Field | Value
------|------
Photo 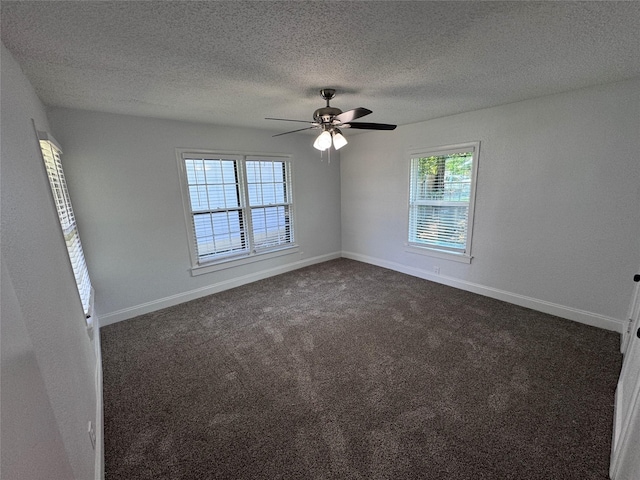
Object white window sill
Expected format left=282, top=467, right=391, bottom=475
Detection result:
left=191, top=245, right=300, bottom=276
left=404, top=243, right=473, bottom=264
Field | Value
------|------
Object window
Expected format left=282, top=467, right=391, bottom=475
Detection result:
left=177, top=150, right=296, bottom=273
left=407, top=142, right=479, bottom=263
left=38, top=131, right=94, bottom=321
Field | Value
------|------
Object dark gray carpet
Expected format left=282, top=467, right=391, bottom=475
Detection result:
left=101, top=258, right=621, bottom=479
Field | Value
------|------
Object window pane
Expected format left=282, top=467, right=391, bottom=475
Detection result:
left=248, top=183, right=262, bottom=205
left=408, top=147, right=476, bottom=254
left=193, top=211, right=246, bottom=258
left=251, top=205, right=291, bottom=250
left=185, top=160, right=239, bottom=212
left=185, top=157, right=247, bottom=261
left=187, top=159, right=206, bottom=184
left=246, top=160, right=292, bottom=248
left=189, top=185, right=208, bottom=211
left=412, top=152, right=472, bottom=201
left=246, top=161, right=258, bottom=183
left=39, top=137, right=93, bottom=316
left=260, top=162, right=275, bottom=182
left=409, top=205, right=469, bottom=250
left=246, top=160, right=287, bottom=207
left=221, top=161, right=237, bottom=183
left=274, top=183, right=285, bottom=203
left=185, top=159, right=197, bottom=184
left=443, top=153, right=472, bottom=202
left=194, top=214, right=214, bottom=237
left=206, top=185, right=224, bottom=209
left=263, top=183, right=276, bottom=204
left=204, top=160, right=223, bottom=183
left=223, top=184, right=239, bottom=208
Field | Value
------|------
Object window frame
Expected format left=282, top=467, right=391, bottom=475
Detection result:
left=176, top=149, right=298, bottom=275
left=405, top=141, right=480, bottom=264
left=37, top=129, right=95, bottom=325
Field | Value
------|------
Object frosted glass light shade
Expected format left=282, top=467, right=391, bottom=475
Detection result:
left=313, top=130, right=332, bottom=151
left=332, top=131, right=348, bottom=150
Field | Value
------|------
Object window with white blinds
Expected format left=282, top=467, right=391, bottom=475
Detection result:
left=179, top=151, right=295, bottom=270
left=408, top=142, right=479, bottom=260
left=246, top=158, right=293, bottom=250
left=38, top=132, right=93, bottom=319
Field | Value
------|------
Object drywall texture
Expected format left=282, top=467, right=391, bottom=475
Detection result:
left=46, top=108, right=342, bottom=321
left=2, top=1, right=639, bottom=129
left=0, top=257, right=76, bottom=479
left=341, top=79, right=640, bottom=328
left=0, top=44, right=97, bottom=479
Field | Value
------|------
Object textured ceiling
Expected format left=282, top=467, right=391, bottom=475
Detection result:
left=2, top=1, right=639, bottom=132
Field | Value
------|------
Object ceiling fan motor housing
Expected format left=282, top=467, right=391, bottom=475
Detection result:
left=315, top=88, right=341, bottom=124
left=313, top=106, right=342, bottom=124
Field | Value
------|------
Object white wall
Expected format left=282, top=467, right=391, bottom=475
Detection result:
left=341, top=79, right=640, bottom=331
left=1, top=44, right=97, bottom=480
left=45, top=108, right=342, bottom=324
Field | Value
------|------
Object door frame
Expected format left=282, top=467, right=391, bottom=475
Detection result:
left=610, top=271, right=640, bottom=479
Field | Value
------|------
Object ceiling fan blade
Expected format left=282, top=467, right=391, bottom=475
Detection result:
left=343, top=122, right=397, bottom=130
left=265, top=117, right=315, bottom=124
left=272, top=126, right=317, bottom=137
left=334, top=107, right=372, bottom=124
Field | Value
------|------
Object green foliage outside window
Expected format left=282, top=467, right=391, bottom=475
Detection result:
left=416, top=153, right=472, bottom=180
left=414, top=152, right=473, bottom=202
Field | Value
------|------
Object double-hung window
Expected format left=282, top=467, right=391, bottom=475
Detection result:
left=177, top=150, right=296, bottom=274
left=407, top=142, right=479, bottom=263
left=38, top=131, right=94, bottom=323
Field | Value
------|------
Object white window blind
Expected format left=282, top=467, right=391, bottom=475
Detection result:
left=408, top=143, right=479, bottom=257
left=38, top=132, right=93, bottom=318
left=184, top=156, right=248, bottom=260
left=246, top=157, right=293, bottom=251
left=180, top=152, right=294, bottom=267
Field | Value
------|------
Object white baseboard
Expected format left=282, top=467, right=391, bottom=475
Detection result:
left=98, top=252, right=342, bottom=327
left=99, top=250, right=624, bottom=333
left=342, top=251, right=625, bottom=333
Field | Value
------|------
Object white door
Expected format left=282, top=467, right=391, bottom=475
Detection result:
left=621, top=273, right=640, bottom=354
left=610, top=271, right=640, bottom=480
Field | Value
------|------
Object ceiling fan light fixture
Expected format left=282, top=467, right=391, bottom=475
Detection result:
left=313, top=130, right=332, bottom=151
left=332, top=129, right=348, bottom=150
left=268, top=89, right=396, bottom=153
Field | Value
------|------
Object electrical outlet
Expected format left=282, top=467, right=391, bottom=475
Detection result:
left=88, top=421, right=96, bottom=450
left=434, top=266, right=440, bottom=275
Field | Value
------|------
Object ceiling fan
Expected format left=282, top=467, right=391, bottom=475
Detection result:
left=266, top=89, right=397, bottom=151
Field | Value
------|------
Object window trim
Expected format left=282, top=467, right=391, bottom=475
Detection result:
left=36, top=127, right=95, bottom=326
left=176, top=149, right=298, bottom=276
left=405, top=141, right=480, bottom=264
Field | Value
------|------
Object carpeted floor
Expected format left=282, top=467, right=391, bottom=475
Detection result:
left=101, top=258, right=622, bottom=479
